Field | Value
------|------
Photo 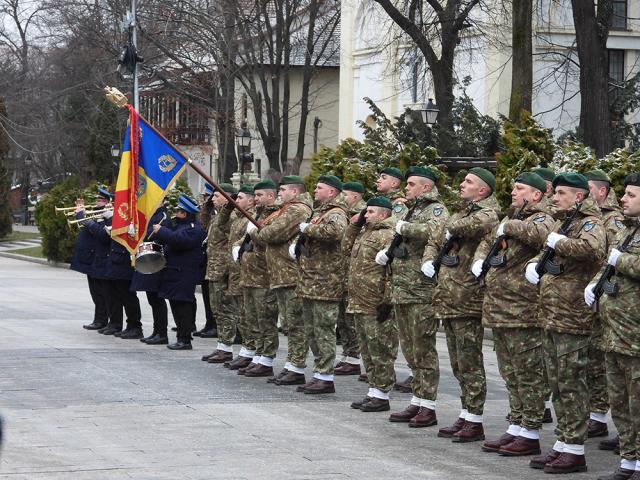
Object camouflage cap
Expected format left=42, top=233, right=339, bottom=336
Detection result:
left=279, top=175, right=304, bottom=186
left=317, top=174, right=343, bottom=191
left=532, top=167, right=556, bottom=182
left=514, top=172, right=547, bottom=193
left=380, top=167, right=403, bottom=181
left=253, top=179, right=278, bottom=191
left=218, top=183, right=238, bottom=194
left=342, top=181, right=365, bottom=193
left=366, top=196, right=393, bottom=209
left=469, top=167, right=495, bottom=191
left=405, top=165, right=438, bottom=183
left=552, top=172, right=589, bottom=191
left=624, top=172, right=640, bottom=187
left=238, top=184, right=255, bottom=195
left=585, top=169, right=611, bottom=183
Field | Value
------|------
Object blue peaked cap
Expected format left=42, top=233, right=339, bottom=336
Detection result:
left=177, top=195, right=200, bottom=214
left=97, top=187, right=114, bottom=201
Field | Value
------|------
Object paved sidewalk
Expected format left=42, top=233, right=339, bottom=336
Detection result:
left=0, top=256, right=618, bottom=479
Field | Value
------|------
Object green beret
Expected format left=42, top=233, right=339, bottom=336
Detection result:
left=317, top=174, right=343, bottom=191
left=218, top=183, right=238, bottom=194
left=405, top=166, right=438, bottom=183
left=342, top=181, right=364, bottom=194
left=238, top=184, right=255, bottom=195
left=514, top=172, right=547, bottom=193
left=280, top=175, right=304, bottom=186
left=253, top=179, right=278, bottom=190
left=532, top=167, right=556, bottom=182
left=380, top=167, right=404, bottom=181
left=585, top=169, right=611, bottom=183
left=624, top=172, right=640, bottom=187
left=552, top=172, right=589, bottom=192
left=366, top=196, right=392, bottom=209
left=469, top=167, right=495, bottom=191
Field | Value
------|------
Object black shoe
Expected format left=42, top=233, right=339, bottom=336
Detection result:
left=167, top=341, right=192, bottom=350
left=598, top=436, right=620, bottom=451
left=360, top=398, right=390, bottom=412
left=101, top=326, right=122, bottom=335
left=141, top=333, right=158, bottom=343
left=113, top=330, right=123, bottom=337
left=83, top=322, right=106, bottom=330
left=199, top=329, right=218, bottom=338
left=120, top=328, right=143, bottom=339
left=146, top=335, right=169, bottom=345
left=97, top=325, right=110, bottom=334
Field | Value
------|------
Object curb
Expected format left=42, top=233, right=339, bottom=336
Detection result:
left=0, top=251, right=70, bottom=269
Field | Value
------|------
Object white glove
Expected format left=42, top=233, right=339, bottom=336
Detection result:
left=375, top=249, right=389, bottom=266
left=546, top=232, right=566, bottom=249
left=608, top=248, right=622, bottom=267
left=299, top=222, right=310, bottom=233
left=445, top=230, right=452, bottom=241
left=525, top=262, right=540, bottom=285
left=102, top=208, right=113, bottom=219
left=584, top=283, right=596, bottom=307
left=288, top=242, right=297, bottom=260
left=496, top=221, right=506, bottom=238
left=232, top=245, right=241, bottom=262
left=471, top=259, right=484, bottom=278
left=421, top=260, right=435, bottom=278
left=395, top=220, right=408, bottom=235
left=246, top=222, right=258, bottom=234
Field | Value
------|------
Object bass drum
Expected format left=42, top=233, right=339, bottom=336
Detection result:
left=135, top=242, right=166, bottom=274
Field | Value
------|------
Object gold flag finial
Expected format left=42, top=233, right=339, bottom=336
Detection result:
left=104, top=86, right=129, bottom=108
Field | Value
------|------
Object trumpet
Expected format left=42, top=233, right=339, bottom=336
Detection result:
left=55, top=204, right=98, bottom=214
left=67, top=209, right=109, bottom=225
left=59, top=207, right=105, bottom=218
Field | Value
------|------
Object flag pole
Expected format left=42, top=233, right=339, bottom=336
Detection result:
left=104, top=86, right=261, bottom=228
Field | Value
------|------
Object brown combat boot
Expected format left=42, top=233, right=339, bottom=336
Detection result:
left=275, top=371, right=306, bottom=386
left=437, top=417, right=466, bottom=438
left=207, top=350, right=233, bottom=364
left=226, top=356, right=253, bottom=370
left=543, top=452, right=587, bottom=474
left=360, top=398, right=390, bottom=412
left=351, top=396, right=373, bottom=410
left=596, top=467, right=635, bottom=480
left=334, top=363, right=361, bottom=376
left=408, top=407, right=437, bottom=428
left=389, top=404, right=420, bottom=423
left=451, top=421, right=484, bottom=443
left=267, top=368, right=289, bottom=383
left=243, top=364, right=274, bottom=377
left=529, top=449, right=561, bottom=469
left=297, top=378, right=319, bottom=392
left=303, top=380, right=335, bottom=395
left=481, top=433, right=516, bottom=453
left=598, top=435, right=620, bottom=451
left=498, top=436, right=541, bottom=456
left=628, top=472, right=640, bottom=480
left=201, top=351, right=216, bottom=361
left=237, top=362, right=258, bottom=375
left=588, top=419, right=609, bottom=438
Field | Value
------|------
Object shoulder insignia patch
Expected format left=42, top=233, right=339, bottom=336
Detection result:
left=533, top=215, right=546, bottom=223
left=582, top=221, right=595, bottom=232
left=393, top=204, right=405, bottom=214
left=615, top=219, right=624, bottom=230
left=433, top=206, right=443, bottom=217
left=329, top=213, right=341, bottom=223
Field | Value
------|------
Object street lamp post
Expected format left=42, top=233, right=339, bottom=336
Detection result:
left=233, top=122, right=257, bottom=187
left=420, top=98, right=439, bottom=126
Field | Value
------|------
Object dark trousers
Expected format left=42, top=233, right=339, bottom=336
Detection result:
left=87, top=276, right=109, bottom=325
left=201, top=280, right=216, bottom=330
left=169, top=298, right=196, bottom=342
left=146, top=291, right=168, bottom=335
left=107, top=279, right=141, bottom=329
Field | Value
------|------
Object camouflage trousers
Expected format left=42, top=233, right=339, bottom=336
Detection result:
left=395, top=303, right=439, bottom=401
left=301, top=298, right=339, bottom=375
left=543, top=330, right=589, bottom=445
left=209, top=281, right=236, bottom=346
left=442, top=317, right=486, bottom=415
left=493, top=327, right=546, bottom=430
left=606, top=351, right=640, bottom=461
left=275, top=288, right=308, bottom=369
left=337, top=297, right=359, bottom=359
left=243, top=287, right=279, bottom=358
left=232, top=293, right=256, bottom=352
left=354, top=313, right=398, bottom=392
left=587, top=333, right=609, bottom=414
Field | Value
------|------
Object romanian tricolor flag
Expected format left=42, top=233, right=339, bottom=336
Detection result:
left=111, top=106, right=188, bottom=256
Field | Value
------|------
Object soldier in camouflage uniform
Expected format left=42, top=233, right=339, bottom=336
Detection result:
left=585, top=170, right=625, bottom=439
left=422, top=167, right=500, bottom=442
left=293, top=175, right=348, bottom=394
left=202, top=183, right=238, bottom=363
left=376, top=167, right=450, bottom=427
left=526, top=173, right=606, bottom=474
left=195, top=183, right=217, bottom=338
left=473, top=172, right=554, bottom=456
left=585, top=172, right=640, bottom=480
left=234, top=181, right=281, bottom=378
left=342, top=196, right=397, bottom=412
left=250, top=176, right=313, bottom=385
left=335, top=181, right=367, bottom=376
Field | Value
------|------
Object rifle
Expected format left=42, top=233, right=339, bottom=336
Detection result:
left=428, top=232, right=460, bottom=283
left=294, top=210, right=315, bottom=259
left=384, top=202, right=418, bottom=265
left=591, top=221, right=640, bottom=312
left=237, top=232, right=253, bottom=262
left=477, top=200, right=528, bottom=285
left=534, top=202, right=583, bottom=278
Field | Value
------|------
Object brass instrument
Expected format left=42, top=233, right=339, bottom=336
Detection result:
left=67, top=209, right=109, bottom=226
left=55, top=204, right=99, bottom=213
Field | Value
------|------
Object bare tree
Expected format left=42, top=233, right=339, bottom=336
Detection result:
left=509, top=0, right=532, bottom=123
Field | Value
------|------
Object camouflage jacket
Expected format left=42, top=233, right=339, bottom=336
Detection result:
left=199, top=203, right=215, bottom=232
left=236, top=205, right=277, bottom=289
left=532, top=197, right=606, bottom=335
left=342, top=218, right=395, bottom=314
left=424, top=194, right=501, bottom=320
left=297, top=196, right=349, bottom=301
left=390, top=188, right=450, bottom=304
left=382, top=188, right=408, bottom=219
left=205, top=206, right=231, bottom=282
left=595, top=220, right=640, bottom=357
left=251, top=193, right=313, bottom=290
left=600, top=189, right=625, bottom=251
left=227, top=208, right=251, bottom=296
left=476, top=201, right=555, bottom=329
left=348, top=199, right=367, bottom=217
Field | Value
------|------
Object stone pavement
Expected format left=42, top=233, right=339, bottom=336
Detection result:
left=0, top=256, right=618, bottom=479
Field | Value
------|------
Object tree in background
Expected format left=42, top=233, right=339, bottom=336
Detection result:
left=509, top=0, right=532, bottom=124
left=0, top=97, right=12, bottom=237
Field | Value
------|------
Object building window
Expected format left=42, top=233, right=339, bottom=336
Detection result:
left=611, top=0, right=627, bottom=30
left=608, top=49, right=625, bottom=103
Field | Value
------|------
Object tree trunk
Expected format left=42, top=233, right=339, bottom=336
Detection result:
left=509, top=0, right=532, bottom=123
left=571, top=0, right=612, bottom=157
